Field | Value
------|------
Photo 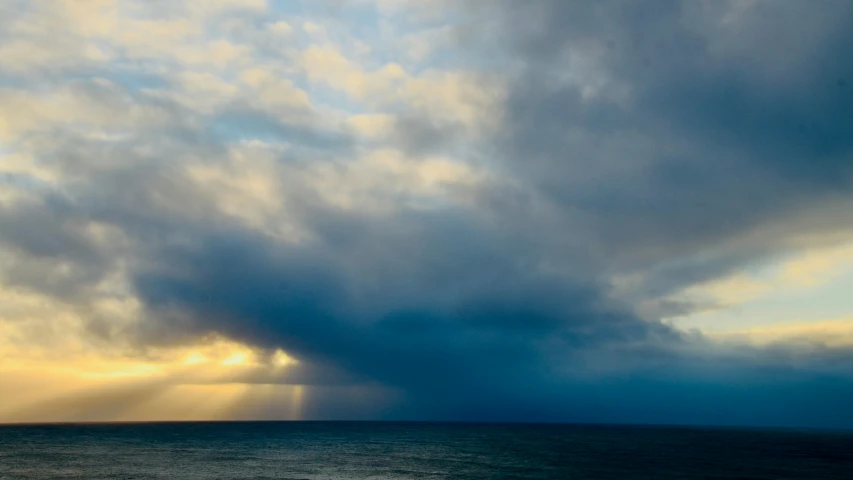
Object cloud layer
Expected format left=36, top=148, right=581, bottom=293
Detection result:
left=1, top=0, right=853, bottom=427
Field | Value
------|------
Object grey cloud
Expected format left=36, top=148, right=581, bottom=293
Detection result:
left=464, top=0, right=853, bottom=281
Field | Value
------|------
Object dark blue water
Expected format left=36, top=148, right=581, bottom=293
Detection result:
left=1, top=422, right=852, bottom=479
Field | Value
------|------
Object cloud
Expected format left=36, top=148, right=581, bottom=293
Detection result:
left=2, top=0, right=853, bottom=426
left=461, top=0, right=853, bottom=293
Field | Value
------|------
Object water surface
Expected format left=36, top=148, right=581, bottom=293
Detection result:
left=2, top=422, right=852, bottom=479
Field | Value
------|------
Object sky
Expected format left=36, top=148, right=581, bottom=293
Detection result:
left=1, top=0, right=853, bottom=428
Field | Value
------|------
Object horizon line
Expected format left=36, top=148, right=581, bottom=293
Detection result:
left=2, top=419, right=851, bottom=433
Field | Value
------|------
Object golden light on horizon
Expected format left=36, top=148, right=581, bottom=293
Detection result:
left=0, top=334, right=307, bottom=424
left=710, top=317, right=853, bottom=347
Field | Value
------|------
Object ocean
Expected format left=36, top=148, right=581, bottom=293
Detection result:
left=1, top=422, right=852, bottom=479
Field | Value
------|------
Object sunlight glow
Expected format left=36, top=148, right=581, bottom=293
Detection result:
left=0, top=334, right=305, bottom=424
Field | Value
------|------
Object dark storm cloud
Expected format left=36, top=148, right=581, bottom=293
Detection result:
left=457, top=0, right=853, bottom=292
left=129, top=205, right=681, bottom=413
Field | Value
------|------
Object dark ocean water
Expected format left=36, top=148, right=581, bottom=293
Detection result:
left=1, top=422, right=852, bottom=479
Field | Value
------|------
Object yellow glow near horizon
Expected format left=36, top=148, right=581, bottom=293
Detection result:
left=221, top=351, right=251, bottom=366
left=0, top=333, right=306, bottom=424
left=710, top=317, right=853, bottom=347
left=273, top=349, right=299, bottom=367
left=660, top=239, right=853, bottom=340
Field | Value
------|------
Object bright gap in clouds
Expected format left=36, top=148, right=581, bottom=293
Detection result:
left=0, top=336, right=306, bottom=423
left=659, top=240, right=853, bottom=344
